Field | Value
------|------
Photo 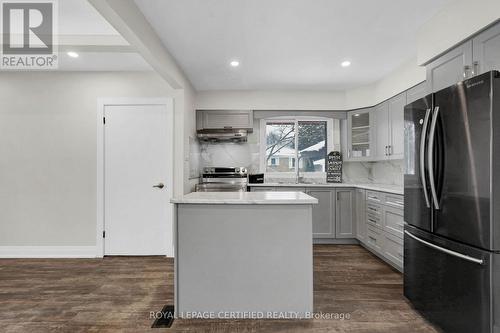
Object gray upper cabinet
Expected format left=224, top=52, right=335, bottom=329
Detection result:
left=387, top=92, right=406, bottom=159
left=355, top=188, right=366, bottom=243
left=196, top=110, right=253, bottom=130
left=426, top=21, right=500, bottom=91
left=406, top=81, right=427, bottom=104
left=473, top=23, right=500, bottom=75
left=306, top=188, right=335, bottom=238
left=426, top=40, right=473, bottom=92
left=372, top=93, right=405, bottom=160
left=335, top=189, right=354, bottom=238
left=346, top=108, right=373, bottom=161
left=373, top=102, right=389, bottom=160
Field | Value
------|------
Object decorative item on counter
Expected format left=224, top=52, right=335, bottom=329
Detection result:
left=327, top=151, right=342, bottom=183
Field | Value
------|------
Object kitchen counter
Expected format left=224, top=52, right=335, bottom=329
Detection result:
left=171, top=191, right=318, bottom=204
left=172, top=191, right=314, bottom=318
left=248, top=182, right=403, bottom=195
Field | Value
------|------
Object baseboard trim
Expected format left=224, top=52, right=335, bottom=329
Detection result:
left=0, top=246, right=98, bottom=258
left=313, top=238, right=359, bottom=245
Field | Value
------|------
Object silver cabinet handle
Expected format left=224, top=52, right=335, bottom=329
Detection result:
left=404, top=230, right=484, bottom=265
left=420, top=108, right=431, bottom=208
left=153, top=183, right=165, bottom=189
left=463, top=65, right=471, bottom=79
left=472, top=61, right=479, bottom=76
left=428, top=106, right=440, bottom=210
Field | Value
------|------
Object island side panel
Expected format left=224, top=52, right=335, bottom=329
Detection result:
left=176, top=204, right=313, bottom=318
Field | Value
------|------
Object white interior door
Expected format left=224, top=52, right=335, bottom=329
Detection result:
left=104, top=102, right=173, bottom=256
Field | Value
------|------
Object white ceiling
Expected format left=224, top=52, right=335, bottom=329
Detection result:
left=58, top=0, right=118, bottom=35
left=0, top=0, right=152, bottom=71
left=135, top=0, right=452, bottom=91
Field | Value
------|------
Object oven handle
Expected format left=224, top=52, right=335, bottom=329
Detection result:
left=404, top=230, right=484, bottom=265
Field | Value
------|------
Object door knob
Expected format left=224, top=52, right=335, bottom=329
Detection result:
left=153, top=183, right=164, bottom=189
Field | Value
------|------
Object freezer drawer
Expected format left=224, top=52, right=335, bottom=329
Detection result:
left=404, top=225, right=492, bottom=333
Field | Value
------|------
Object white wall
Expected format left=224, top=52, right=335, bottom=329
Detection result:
left=0, top=71, right=188, bottom=247
left=417, top=0, right=500, bottom=65
left=344, top=57, right=426, bottom=109
left=196, top=58, right=425, bottom=111
left=196, top=90, right=346, bottom=111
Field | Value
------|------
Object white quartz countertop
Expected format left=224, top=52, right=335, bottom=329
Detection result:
left=171, top=191, right=319, bottom=204
left=248, top=182, right=403, bottom=195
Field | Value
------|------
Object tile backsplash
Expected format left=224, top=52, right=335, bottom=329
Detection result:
left=197, top=119, right=403, bottom=186
left=343, top=160, right=404, bottom=186
left=200, top=142, right=261, bottom=173
left=199, top=139, right=403, bottom=186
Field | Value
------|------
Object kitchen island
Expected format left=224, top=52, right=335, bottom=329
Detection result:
left=171, top=191, right=318, bottom=319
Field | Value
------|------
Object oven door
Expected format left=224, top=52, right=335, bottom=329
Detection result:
left=195, top=183, right=247, bottom=192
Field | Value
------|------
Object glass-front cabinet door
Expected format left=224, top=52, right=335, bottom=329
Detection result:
left=347, top=108, right=372, bottom=160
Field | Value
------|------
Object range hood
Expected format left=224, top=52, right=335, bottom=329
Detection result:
left=197, top=128, right=249, bottom=142
left=196, top=110, right=253, bottom=142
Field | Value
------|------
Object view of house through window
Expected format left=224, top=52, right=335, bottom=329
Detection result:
left=264, top=119, right=329, bottom=174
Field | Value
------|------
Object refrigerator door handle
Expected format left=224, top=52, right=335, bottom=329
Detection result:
left=428, top=106, right=440, bottom=210
left=420, top=108, right=431, bottom=208
left=404, top=230, right=484, bottom=265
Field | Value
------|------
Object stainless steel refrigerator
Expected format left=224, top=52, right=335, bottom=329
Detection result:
left=404, top=70, right=500, bottom=333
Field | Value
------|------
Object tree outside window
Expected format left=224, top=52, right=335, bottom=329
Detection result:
left=263, top=119, right=330, bottom=174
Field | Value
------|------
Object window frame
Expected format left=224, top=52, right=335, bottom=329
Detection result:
left=260, top=116, right=335, bottom=179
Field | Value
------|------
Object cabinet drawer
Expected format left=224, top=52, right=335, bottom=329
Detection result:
left=384, top=194, right=404, bottom=209
left=366, top=202, right=382, bottom=215
left=250, top=187, right=275, bottom=192
left=383, top=206, right=404, bottom=238
left=366, top=190, right=384, bottom=203
left=383, top=233, right=403, bottom=269
left=366, top=212, right=382, bottom=229
left=366, top=225, right=383, bottom=254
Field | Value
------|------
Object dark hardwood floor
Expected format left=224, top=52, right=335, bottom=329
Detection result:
left=0, top=245, right=439, bottom=332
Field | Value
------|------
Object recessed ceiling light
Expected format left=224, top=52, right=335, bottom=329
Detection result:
left=341, top=60, right=351, bottom=67
left=230, top=60, right=240, bottom=67
left=67, top=51, right=79, bottom=58
left=354, top=113, right=360, bottom=117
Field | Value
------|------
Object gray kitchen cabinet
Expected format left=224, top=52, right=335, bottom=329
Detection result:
left=426, top=40, right=473, bottom=92
left=387, top=92, right=406, bottom=159
left=249, top=186, right=275, bottom=192
left=346, top=108, right=373, bottom=161
left=383, top=205, right=404, bottom=239
left=373, top=93, right=405, bottom=160
left=383, top=232, right=403, bottom=271
left=335, top=189, right=354, bottom=238
left=306, top=188, right=335, bottom=239
left=473, top=23, right=500, bottom=75
left=355, top=188, right=366, bottom=243
left=278, top=187, right=306, bottom=192
left=196, top=110, right=253, bottom=130
left=366, top=224, right=384, bottom=255
left=406, top=81, right=427, bottom=104
left=358, top=189, right=404, bottom=272
left=373, top=101, right=389, bottom=160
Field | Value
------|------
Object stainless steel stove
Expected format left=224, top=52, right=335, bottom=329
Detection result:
left=195, top=167, right=248, bottom=192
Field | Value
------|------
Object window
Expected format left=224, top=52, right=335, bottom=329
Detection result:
left=268, top=157, right=279, bottom=166
left=261, top=117, right=338, bottom=177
